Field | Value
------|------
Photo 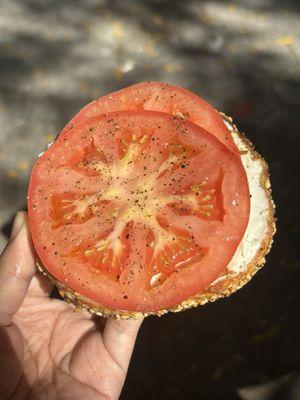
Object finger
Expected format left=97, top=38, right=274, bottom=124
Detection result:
left=102, top=318, right=143, bottom=372
left=28, top=273, right=53, bottom=297
left=12, top=213, right=53, bottom=297
left=0, top=211, right=36, bottom=326
left=27, top=255, right=53, bottom=297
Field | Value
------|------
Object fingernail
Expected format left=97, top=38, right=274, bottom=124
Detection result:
left=10, top=212, right=25, bottom=239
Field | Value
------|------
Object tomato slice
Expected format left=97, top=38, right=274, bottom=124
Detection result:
left=63, top=82, right=238, bottom=154
left=28, top=111, right=249, bottom=312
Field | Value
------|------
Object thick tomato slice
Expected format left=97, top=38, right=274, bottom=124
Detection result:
left=63, top=82, right=239, bottom=154
left=28, top=111, right=249, bottom=312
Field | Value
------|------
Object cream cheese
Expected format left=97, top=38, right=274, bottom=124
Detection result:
left=211, top=121, right=270, bottom=285
left=38, top=140, right=55, bottom=158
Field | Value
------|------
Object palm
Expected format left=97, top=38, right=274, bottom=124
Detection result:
left=14, top=291, right=123, bottom=399
left=0, top=214, right=142, bottom=400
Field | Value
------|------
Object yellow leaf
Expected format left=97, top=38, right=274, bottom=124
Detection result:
left=114, top=67, right=123, bottom=81
left=112, top=21, right=123, bottom=39
left=45, top=134, right=55, bottom=142
left=228, top=4, right=236, bottom=12
left=17, top=161, right=29, bottom=171
left=6, top=169, right=18, bottom=179
left=276, top=36, right=294, bottom=46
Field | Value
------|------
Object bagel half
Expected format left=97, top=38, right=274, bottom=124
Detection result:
left=35, top=114, right=276, bottom=319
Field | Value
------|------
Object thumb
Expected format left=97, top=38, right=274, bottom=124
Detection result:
left=0, top=211, right=36, bottom=327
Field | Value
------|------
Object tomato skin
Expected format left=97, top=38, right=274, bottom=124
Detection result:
left=29, top=109, right=249, bottom=313
left=63, top=82, right=238, bottom=154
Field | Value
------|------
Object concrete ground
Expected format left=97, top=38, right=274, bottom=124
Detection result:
left=0, top=1, right=299, bottom=399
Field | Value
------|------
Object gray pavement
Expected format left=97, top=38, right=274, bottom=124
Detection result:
left=1, top=1, right=300, bottom=399
left=1, top=0, right=299, bottom=250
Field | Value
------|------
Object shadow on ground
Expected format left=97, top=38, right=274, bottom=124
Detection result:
left=0, top=1, right=300, bottom=399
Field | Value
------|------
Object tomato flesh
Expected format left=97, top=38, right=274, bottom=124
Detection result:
left=28, top=110, right=249, bottom=312
left=63, top=82, right=238, bottom=154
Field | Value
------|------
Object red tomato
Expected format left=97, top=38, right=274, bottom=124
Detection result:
left=63, top=82, right=238, bottom=154
left=28, top=110, right=249, bottom=312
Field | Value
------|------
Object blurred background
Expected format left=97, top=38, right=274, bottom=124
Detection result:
left=0, top=0, right=299, bottom=399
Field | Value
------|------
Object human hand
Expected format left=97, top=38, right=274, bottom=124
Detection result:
left=0, top=212, right=143, bottom=400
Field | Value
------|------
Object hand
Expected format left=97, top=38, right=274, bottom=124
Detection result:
left=0, top=212, right=143, bottom=400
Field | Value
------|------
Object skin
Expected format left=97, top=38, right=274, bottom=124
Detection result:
left=0, top=212, right=143, bottom=400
